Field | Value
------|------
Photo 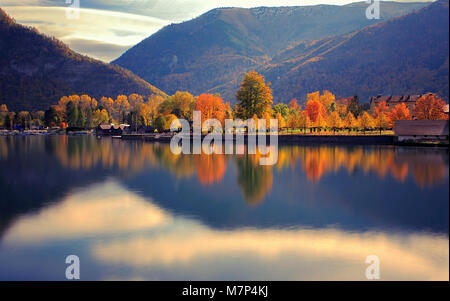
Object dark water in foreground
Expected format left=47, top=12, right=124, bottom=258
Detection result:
left=0, top=136, right=448, bottom=280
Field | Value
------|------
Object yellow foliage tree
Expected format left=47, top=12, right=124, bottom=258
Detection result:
left=343, top=112, right=357, bottom=132
left=358, top=111, right=374, bottom=134
left=114, top=95, right=130, bottom=124
left=299, top=111, right=312, bottom=134
left=374, top=112, right=390, bottom=134
left=165, top=114, right=180, bottom=130
left=275, top=112, right=285, bottom=130
left=327, top=111, right=342, bottom=133
left=92, top=109, right=109, bottom=126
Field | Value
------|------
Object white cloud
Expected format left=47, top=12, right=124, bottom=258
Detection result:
left=2, top=6, right=169, bottom=62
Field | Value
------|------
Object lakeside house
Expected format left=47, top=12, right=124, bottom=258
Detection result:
left=394, top=120, right=449, bottom=143
left=96, top=124, right=130, bottom=136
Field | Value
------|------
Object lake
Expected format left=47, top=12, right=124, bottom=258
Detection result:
left=0, top=135, right=448, bottom=280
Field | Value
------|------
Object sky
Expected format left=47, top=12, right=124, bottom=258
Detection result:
left=0, top=0, right=433, bottom=62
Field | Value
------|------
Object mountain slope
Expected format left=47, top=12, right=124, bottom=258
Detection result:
left=0, top=8, right=166, bottom=111
left=263, top=0, right=449, bottom=102
left=113, top=1, right=429, bottom=101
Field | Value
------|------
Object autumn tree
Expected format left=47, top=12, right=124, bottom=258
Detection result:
left=273, top=103, right=290, bottom=120
left=79, top=95, right=93, bottom=111
left=314, top=112, right=328, bottom=131
left=114, top=95, right=130, bottom=124
left=275, top=112, right=285, bottom=130
left=298, top=111, right=311, bottom=134
left=92, top=109, right=109, bottom=126
left=165, top=114, right=181, bottom=130
left=373, top=100, right=390, bottom=119
left=128, top=94, right=144, bottom=109
left=327, top=111, right=342, bottom=133
left=358, top=111, right=374, bottom=134
left=234, top=71, right=273, bottom=120
left=390, top=103, right=412, bottom=127
left=148, top=94, right=165, bottom=123
left=374, top=112, right=390, bottom=134
left=99, top=97, right=115, bottom=118
left=336, top=98, right=351, bottom=119
left=159, top=91, right=195, bottom=121
left=320, top=90, right=336, bottom=113
left=304, top=98, right=327, bottom=125
left=343, top=112, right=357, bottom=132
left=287, top=112, right=299, bottom=129
left=414, top=93, right=448, bottom=120
left=196, top=94, right=227, bottom=125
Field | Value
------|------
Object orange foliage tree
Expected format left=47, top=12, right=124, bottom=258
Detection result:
left=390, top=103, right=412, bottom=127
left=414, top=94, right=448, bottom=120
left=373, top=100, right=390, bottom=119
left=304, top=99, right=327, bottom=125
left=196, top=93, right=227, bottom=125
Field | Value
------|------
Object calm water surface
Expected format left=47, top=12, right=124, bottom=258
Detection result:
left=0, top=136, right=448, bottom=280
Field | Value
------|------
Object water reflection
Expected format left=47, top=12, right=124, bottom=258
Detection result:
left=0, top=136, right=448, bottom=280
left=1, top=180, right=447, bottom=280
left=0, top=136, right=447, bottom=205
left=3, top=182, right=170, bottom=243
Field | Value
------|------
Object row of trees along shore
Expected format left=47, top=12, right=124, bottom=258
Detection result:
left=0, top=71, right=448, bottom=133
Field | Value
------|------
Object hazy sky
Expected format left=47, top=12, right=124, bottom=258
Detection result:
left=0, top=1, right=432, bottom=62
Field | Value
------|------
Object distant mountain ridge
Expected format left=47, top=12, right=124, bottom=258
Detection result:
left=0, top=8, right=166, bottom=111
left=264, top=0, right=449, bottom=102
left=113, top=1, right=432, bottom=103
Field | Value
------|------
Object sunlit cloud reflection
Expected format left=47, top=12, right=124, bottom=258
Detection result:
left=2, top=180, right=447, bottom=280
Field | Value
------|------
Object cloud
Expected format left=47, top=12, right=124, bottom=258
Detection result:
left=67, top=39, right=131, bottom=62
left=1, top=6, right=169, bottom=62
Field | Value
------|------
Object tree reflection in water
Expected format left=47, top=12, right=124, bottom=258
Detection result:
left=0, top=136, right=447, bottom=205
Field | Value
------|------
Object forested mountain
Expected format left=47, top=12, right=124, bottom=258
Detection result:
left=113, top=1, right=430, bottom=102
left=0, top=8, right=166, bottom=111
left=264, top=0, right=449, bottom=102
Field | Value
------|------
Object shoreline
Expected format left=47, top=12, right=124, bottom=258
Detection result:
left=121, top=133, right=449, bottom=147
left=1, top=131, right=448, bottom=147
